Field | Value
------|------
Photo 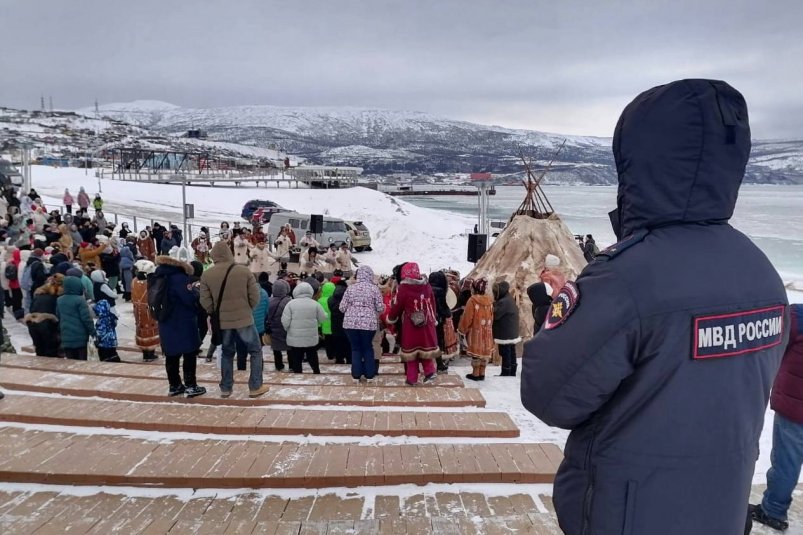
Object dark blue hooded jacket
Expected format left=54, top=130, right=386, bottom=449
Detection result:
left=521, top=79, right=789, bottom=535
left=154, top=255, right=201, bottom=356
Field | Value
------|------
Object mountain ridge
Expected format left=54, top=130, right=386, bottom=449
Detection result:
left=73, top=101, right=803, bottom=185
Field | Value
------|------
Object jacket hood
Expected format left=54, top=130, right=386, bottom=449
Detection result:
left=272, top=279, right=291, bottom=299
left=319, top=281, right=336, bottom=300
left=210, top=240, right=234, bottom=263
left=527, top=282, right=552, bottom=307
left=63, top=276, right=84, bottom=295
left=612, top=79, right=750, bottom=238
left=428, top=271, right=448, bottom=290
left=90, top=270, right=107, bottom=283
left=356, top=265, right=375, bottom=284
left=493, top=280, right=510, bottom=300
left=155, top=255, right=193, bottom=275
left=293, top=281, right=314, bottom=299
left=93, top=299, right=112, bottom=316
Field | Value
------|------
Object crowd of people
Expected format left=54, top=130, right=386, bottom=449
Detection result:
left=0, top=182, right=570, bottom=401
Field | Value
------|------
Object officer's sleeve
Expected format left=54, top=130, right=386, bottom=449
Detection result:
left=521, top=267, right=640, bottom=429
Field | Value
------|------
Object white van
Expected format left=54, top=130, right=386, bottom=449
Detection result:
left=267, top=212, right=351, bottom=249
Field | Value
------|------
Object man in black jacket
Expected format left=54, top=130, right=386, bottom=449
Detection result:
left=521, top=79, right=788, bottom=535
left=492, top=280, right=521, bottom=376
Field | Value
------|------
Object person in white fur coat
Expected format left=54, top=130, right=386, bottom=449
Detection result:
left=248, top=241, right=277, bottom=275
left=232, top=234, right=251, bottom=265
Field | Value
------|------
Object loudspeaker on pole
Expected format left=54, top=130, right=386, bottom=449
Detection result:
left=467, top=233, right=487, bottom=263
left=310, top=214, right=323, bottom=234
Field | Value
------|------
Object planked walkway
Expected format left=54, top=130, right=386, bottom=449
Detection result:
left=0, top=489, right=563, bottom=534
left=0, top=428, right=562, bottom=488
left=0, top=367, right=485, bottom=407
left=16, top=349, right=407, bottom=375
left=0, top=354, right=460, bottom=387
left=0, top=393, right=519, bottom=438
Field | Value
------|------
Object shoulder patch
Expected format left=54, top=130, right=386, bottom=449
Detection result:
left=596, top=229, right=649, bottom=262
left=693, top=305, right=786, bottom=359
left=544, top=281, right=580, bottom=330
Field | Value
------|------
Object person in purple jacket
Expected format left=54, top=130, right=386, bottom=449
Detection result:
left=340, top=265, right=384, bottom=382
left=750, top=303, right=803, bottom=532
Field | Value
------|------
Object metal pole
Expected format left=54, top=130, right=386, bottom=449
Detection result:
left=182, top=178, right=187, bottom=241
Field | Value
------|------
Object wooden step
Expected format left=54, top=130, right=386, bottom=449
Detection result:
left=0, top=354, right=459, bottom=387
left=17, top=349, right=407, bottom=375
left=0, top=367, right=486, bottom=407
left=0, top=428, right=561, bottom=488
left=0, top=393, right=518, bottom=438
left=0, top=489, right=567, bottom=533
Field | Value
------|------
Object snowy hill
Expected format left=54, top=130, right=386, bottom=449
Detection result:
left=84, top=101, right=803, bottom=184
left=0, top=106, right=290, bottom=166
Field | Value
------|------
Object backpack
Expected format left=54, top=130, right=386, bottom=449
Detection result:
left=4, top=264, right=17, bottom=281
left=20, top=264, right=33, bottom=292
left=147, top=274, right=173, bottom=321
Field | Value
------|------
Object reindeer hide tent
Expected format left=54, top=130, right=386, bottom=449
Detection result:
left=466, top=213, right=586, bottom=339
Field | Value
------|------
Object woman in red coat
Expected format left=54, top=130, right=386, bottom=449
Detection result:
left=387, top=262, right=441, bottom=385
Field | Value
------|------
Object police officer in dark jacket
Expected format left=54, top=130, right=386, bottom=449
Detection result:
left=521, top=79, right=789, bottom=535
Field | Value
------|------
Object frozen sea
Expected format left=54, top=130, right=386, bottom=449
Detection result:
left=406, top=185, right=803, bottom=291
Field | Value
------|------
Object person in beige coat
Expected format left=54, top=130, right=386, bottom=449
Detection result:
left=199, top=241, right=268, bottom=398
left=335, top=244, right=355, bottom=277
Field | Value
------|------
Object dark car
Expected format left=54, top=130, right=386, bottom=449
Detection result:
left=241, top=199, right=287, bottom=223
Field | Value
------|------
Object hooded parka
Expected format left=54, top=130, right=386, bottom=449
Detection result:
left=267, top=279, right=292, bottom=351
left=199, top=241, right=260, bottom=330
left=281, top=282, right=328, bottom=348
left=521, top=79, right=789, bottom=535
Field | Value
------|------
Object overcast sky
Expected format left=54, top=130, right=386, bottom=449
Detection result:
left=1, top=0, right=800, bottom=138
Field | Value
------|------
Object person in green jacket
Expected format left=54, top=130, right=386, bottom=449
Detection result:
left=56, top=276, right=96, bottom=360
left=318, top=281, right=336, bottom=360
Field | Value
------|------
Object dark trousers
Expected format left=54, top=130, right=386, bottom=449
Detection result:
left=235, top=337, right=248, bottom=370
left=331, top=333, right=352, bottom=364
left=65, top=205, right=72, bottom=214
left=64, top=347, right=87, bottom=360
left=288, top=346, right=320, bottom=374
left=323, top=334, right=336, bottom=360
left=499, top=344, right=517, bottom=375
left=97, top=347, right=120, bottom=362
left=273, top=350, right=285, bottom=371
left=165, top=351, right=198, bottom=388
left=9, top=288, right=22, bottom=316
left=346, top=329, right=376, bottom=380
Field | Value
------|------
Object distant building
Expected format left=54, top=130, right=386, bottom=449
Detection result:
left=186, top=129, right=208, bottom=139
left=0, top=159, right=22, bottom=187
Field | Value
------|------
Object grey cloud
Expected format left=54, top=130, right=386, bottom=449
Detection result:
left=0, top=0, right=801, bottom=137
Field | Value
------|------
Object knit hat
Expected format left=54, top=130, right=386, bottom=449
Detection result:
left=32, top=248, right=44, bottom=257
left=400, top=262, right=421, bottom=281
left=544, top=254, right=561, bottom=269
left=65, top=267, right=84, bottom=278
left=190, top=260, right=204, bottom=278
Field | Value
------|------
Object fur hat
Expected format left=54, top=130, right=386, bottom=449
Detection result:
left=134, top=259, right=156, bottom=275
left=544, top=254, right=561, bottom=268
left=472, top=277, right=488, bottom=295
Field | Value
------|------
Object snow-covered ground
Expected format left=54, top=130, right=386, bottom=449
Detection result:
left=30, top=165, right=477, bottom=276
